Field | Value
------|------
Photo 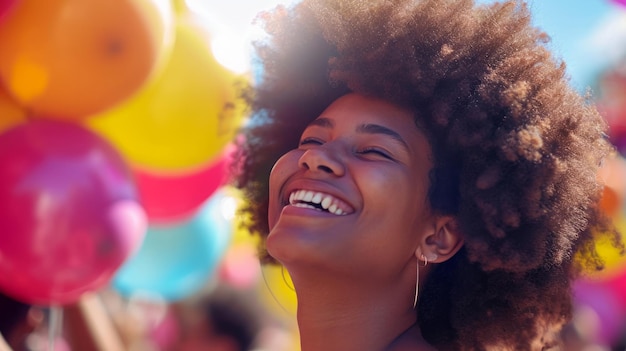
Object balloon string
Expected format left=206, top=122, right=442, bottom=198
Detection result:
left=47, top=306, right=63, bottom=351
left=261, top=268, right=293, bottom=317
left=281, top=265, right=296, bottom=292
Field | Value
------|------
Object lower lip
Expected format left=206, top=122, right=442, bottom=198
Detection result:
left=281, top=205, right=345, bottom=218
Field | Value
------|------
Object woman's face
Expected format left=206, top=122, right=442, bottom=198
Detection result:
left=267, top=93, right=435, bottom=279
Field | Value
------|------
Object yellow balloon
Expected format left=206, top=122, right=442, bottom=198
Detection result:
left=594, top=217, right=626, bottom=277
left=227, top=188, right=262, bottom=248
left=171, top=0, right=187, bottom=15
left=578, top=216, right=626, bottom=279
left=88, top=17, right=247, bottom=171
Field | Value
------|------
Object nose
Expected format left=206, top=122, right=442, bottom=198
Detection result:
left=298, top=145, right=345, bottom=177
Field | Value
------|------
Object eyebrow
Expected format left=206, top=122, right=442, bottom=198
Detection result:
left=307, top=117, right=410, bottom=151
left=308, top=117, right=334, bottom=129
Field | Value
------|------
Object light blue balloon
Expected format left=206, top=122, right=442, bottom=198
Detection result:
left=112, top=189, right=233, bottom=301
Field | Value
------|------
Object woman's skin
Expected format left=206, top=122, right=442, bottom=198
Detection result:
left=266, top=93, right=463, bottom=351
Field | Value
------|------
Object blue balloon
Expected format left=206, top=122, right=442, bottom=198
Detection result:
left=112, top=189, right=233, bottom=301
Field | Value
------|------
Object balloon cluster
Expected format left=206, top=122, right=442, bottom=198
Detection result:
left=573, top=57, right=626, bottom=347
left=598, top=65, right=626, bottom=158
left=0, top=0, right=246, bottom=306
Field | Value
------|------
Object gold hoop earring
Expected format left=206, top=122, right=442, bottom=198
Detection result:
left=413, top=257, right=420, bottom=309
left=413, top=254, right=430, bottom=309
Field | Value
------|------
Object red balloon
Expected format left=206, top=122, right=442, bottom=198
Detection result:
left=574, top=268, right=626, bottom=345
left=0, top=0, right=17, bottom=20
left=135, top=153, right=229, bottom=223
left=0, top=120, right=146, bottom=305
left=604, top=267, right=626, bottom=308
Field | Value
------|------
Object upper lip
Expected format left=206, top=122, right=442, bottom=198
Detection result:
left=281, top=178, right=356, bottom=212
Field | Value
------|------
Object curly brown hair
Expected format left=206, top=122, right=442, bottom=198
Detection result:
left=231, top=0, right=623, bottom=349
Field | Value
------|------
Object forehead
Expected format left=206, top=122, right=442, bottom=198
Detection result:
left=309, top=94, right=428, bottom=147
left=317, top=94, right=417, bottom=128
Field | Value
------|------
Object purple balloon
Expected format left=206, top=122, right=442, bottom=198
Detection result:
left=0, top=120, right=146, bottom=305
left=573, top=278, right=626, bottom=346
left=613, top=0, right=626, bottom=7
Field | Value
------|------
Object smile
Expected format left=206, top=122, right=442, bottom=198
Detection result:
left=288, top=189, right=354, bottom=215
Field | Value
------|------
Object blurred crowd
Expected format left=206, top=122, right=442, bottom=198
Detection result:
left=0, top=280, right=297, bottom=351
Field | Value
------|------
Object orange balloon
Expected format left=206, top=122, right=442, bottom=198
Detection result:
left=598, top=155, right=626, bottom=197
left=0, top=0, right=173, bottom=119
left=600, top=186, right=621, bottom=218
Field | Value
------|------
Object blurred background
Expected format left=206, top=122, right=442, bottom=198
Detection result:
left=0, top=0, right=624, bottom=350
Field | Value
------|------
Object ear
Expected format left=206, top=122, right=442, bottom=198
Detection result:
left=415, top=216, right=463, bottom=264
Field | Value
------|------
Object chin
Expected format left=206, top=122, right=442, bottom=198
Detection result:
left=265, top=225, right=297, bottom=265
left=266, top=222, right=324, bottom=269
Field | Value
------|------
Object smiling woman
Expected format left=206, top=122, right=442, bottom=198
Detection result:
left=231, top=0, right=624, bottom=350
left=267, top=94, right=446, bottom=282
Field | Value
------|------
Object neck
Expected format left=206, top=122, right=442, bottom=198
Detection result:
left=290, top=266, right=424, bottom=351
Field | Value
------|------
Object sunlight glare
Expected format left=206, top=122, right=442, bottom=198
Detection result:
left=185, top=0, right=296, bottom=74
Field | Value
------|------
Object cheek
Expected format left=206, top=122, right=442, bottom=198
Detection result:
left=359, top=166, right=413, bottom=200
left=270, top=151, right=301, bottom=185
left=268, top=150, right=302, bottom=228
left=358, top=166, right=429, bottom=223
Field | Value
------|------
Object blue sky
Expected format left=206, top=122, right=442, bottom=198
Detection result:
left=193, top=0, right=626, bottom=92
left=476, top=0, right=626, bottom=91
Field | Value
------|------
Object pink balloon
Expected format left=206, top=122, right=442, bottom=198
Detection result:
left=573, top=272, right=626, bottom=346
left=218, top=244, right=262, bottom=289
left=0, top=120, right=146, bottom=305
left=613, top=0, right=626, bottom=6
left=135, top=154, right=228, bottom=224
left=0, top=0, right=17, bottom=20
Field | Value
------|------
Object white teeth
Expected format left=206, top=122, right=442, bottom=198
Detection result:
left=303, top=191, right=313, bottom=202
left=321, top=196, right=332, bottom=209
left=312, top=193, right=322, bottom=204
left=294, top=203, right=317, bottom=210
left=287, top=189, right=350, bottom=215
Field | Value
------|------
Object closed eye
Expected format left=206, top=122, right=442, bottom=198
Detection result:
left=358, top=147, right=394, bottom=160
left=299, top=137, right=324, bottom=146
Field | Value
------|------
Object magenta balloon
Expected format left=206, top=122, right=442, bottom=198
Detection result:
left=0, top=0, right=17, bottom=20
left=0, top=120, right=146, bottom=305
